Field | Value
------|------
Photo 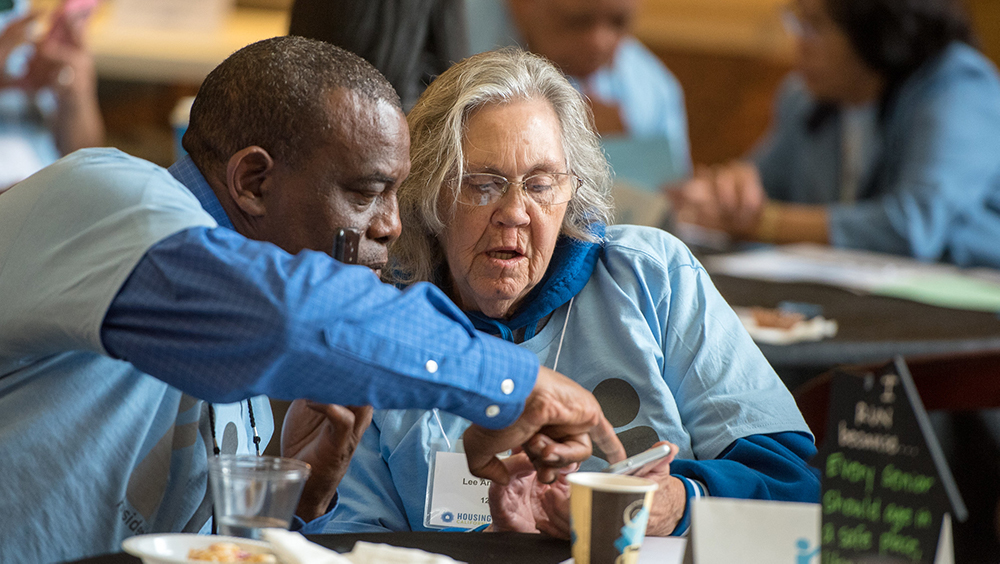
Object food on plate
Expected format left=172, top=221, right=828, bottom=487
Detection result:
left=750, top=307, right=805, bottom=329
left=187, top=542, right=277, bottom=563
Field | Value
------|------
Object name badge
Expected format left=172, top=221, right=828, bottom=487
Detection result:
left=424, top=451, right=492, bottom=529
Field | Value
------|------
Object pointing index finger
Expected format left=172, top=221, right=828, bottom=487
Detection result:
left=591, top=416, right=626, bottom=464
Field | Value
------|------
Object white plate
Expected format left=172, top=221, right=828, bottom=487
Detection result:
left=122, top=533, right=275, bottom=564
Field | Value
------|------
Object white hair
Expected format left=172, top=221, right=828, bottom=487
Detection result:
left=390, top=47, right=614, bottom=285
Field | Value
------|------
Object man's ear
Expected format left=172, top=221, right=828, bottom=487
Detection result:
left=225, top=146, right=275, bottom=217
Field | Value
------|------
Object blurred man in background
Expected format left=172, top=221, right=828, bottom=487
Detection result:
left=466, top=0, right=691, bottom=178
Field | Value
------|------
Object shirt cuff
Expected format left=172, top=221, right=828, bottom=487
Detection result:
left=670, top=475, right=707, bottom=537
left=827, top=201, right=910, bottom=257
left=461, top=335, right=539, bottom=429
left=290, top=493, right=339, bottom=534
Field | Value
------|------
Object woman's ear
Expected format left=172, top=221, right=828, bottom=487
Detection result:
left=225, top=146, right=275, bottom=217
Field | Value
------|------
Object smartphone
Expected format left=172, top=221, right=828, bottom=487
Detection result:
left=603, top=444, right=672, bottom=475
left=332, top=228, right=360, bottom=264
left=42, top=0, right=98, bottom=47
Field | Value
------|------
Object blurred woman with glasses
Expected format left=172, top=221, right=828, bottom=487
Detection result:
left=671, top=0, right=1000, bottom=268
left=324, top=47, right=819, bottom=538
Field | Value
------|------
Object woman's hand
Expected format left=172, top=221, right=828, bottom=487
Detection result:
left=0, top=13, right=38, bottom=87
left=670, top=161, right=768, bottom=240
left=630, top=441, right=687, bottom=536
left=488, top=439, right=687, bottom=538
left=18, top=8, right=105, bottom=153
left=486, top=452, right=573, bottom=539
left=280, top=400, right=373, bottom=522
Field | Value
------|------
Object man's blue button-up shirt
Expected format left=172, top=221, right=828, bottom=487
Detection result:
left=100, top=155, right=539, bottom=428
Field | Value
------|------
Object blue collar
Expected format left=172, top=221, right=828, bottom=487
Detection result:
left=168, top=155, right=235, bottom=231
left=464, top=224, right=605, bottom=342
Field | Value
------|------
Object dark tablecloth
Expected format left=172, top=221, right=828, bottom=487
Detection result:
left=712, top=274, right=1000, bottom=370
left=65, top=531, right=571, bottom=564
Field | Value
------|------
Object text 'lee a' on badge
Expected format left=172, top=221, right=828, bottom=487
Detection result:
left=424, top=451, right=493, bottom=529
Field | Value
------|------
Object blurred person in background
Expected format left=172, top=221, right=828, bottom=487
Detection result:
left=465, top=0, right=691, bottom=178
left=674, top=1, right=1000, bottom=558
left=287, top=0, right=468, bottom=112
left=670, top=0, right=1000, bottom=269
left=0, top=0, right=104, bottom=189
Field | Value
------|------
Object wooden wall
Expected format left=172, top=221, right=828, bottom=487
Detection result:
left=96, top=0, right=996, bottom=168
left=654, top=50, right=791, bottom=166
left=967, top=0, right=1000, bottom=66
left=631, top=0, right=793, bottom=165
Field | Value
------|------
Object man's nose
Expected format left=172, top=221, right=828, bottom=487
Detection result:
left=583, top=22, right=620, bottom=60
left=368, top=195, right=401, bottom=245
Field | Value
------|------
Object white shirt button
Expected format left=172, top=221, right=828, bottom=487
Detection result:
left=501, top=378, right=515, bottom=395
left=485, top=405, right=500, bottom=418
left=425, top=360, right=438, bottom=373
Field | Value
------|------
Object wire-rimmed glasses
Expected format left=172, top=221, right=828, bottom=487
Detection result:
left=457, top=172, right=581, bottom=206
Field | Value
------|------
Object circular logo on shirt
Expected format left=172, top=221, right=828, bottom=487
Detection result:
left=592, top=378, right=659, bottom=459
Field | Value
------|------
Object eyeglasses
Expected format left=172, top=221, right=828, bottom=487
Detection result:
left=457, top=172, right=581, bottom=207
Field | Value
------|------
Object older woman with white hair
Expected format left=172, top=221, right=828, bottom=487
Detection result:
left=326, top=48, right=819, bottom=537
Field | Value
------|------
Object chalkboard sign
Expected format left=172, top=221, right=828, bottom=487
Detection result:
left=815, top=356, right=966, bottom=563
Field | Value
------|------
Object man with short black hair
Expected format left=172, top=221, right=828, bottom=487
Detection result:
left=0, top=35, right=622, bottom=563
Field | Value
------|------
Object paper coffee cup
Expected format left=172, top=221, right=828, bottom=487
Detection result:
left=568, top=472, right=658, bottom=564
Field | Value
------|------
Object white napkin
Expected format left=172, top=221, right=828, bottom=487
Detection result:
left=732, top=307, right=838, bottom=345
left=348, top=541, right=464, bottom=564
left=262, top=529, right=350, bottom=564
left=261, top=529, right=464, bottom=564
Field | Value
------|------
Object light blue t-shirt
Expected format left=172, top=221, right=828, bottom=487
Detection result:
left=0, top=150, right=269, bottom=563
left=326, top=225, right=811, bottom=533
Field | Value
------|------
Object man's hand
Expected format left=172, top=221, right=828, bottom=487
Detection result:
left=280, top=400, right=373, bottom=522
left=487, top=452, right=572, bottom=539
left=462, top=366, right=626, bottom=485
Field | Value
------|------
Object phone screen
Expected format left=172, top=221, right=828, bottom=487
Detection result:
left=603, top=444, right=672, bottom=475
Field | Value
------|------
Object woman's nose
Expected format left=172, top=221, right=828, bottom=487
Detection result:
left=491, top=187, right=531, bottom=227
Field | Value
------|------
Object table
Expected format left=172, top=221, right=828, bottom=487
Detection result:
left=89, top=7, right=289, bottom=84
left=66, top=532, right=572, bottom=564
left=711, top=272, right=1000, bottom=562
left=711, top=273, right=1000, bottom=385
left=29, top=0, right=290, bottom=84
